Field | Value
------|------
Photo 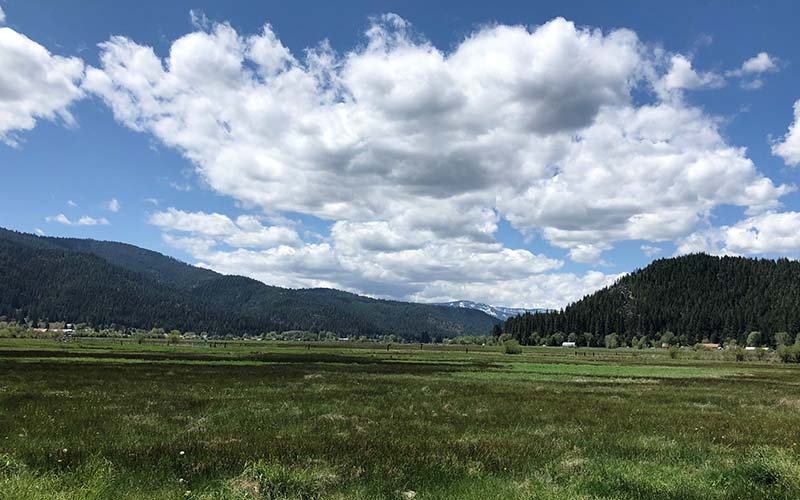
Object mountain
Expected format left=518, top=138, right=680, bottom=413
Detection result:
left=503, top=253, right=800, bottom=348
left=0, top=228, right=497, bottom=339
left=435, top=300, right=553, bottom=321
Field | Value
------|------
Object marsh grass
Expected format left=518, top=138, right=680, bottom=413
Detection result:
left=0, top=339, right=799, bottom=498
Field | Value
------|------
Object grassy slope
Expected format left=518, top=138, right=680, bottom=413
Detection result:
left=0, top=340, right=799, bottom=499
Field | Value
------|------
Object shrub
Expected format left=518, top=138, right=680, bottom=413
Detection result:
left=604, top=333, right=619, bottom=349
left=659, top=331, right=675, bottom=346
left=504, top=339, right=523, bottom=355
left=777, top=345, right=800, bottom=363
left=167, top=330, right=181, bottom=345
left=775, top=331, right=790, bottom=347
left=746, top=331, right=761, bottom=347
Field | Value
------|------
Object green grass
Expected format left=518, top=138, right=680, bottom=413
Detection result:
left=0, top=339, right=799, bottom=499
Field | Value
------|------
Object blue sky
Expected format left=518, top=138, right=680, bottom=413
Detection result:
left=1, top=0, right=799, bottom=308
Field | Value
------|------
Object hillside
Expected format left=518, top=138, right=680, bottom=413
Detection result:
left=0, top=228, right=497, bottom=339
left=503, top=253, right=800, bottom=347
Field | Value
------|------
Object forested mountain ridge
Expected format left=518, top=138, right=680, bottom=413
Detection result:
left=0, top=228, right=497, bottom=338
left=504, top=253, right=800, bottom=347
left=0, top=227, right=218, bottom=288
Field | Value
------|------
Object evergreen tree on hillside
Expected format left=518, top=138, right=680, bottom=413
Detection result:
left=0, top=228, right=496, bottom=339
left=504, top=254, right=800, bottom=347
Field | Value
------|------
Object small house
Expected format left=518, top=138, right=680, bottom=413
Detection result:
left=561, top=341, right=577, bottom=348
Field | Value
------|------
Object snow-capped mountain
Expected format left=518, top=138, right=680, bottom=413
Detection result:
left=434, top=300, right=553, bottom=321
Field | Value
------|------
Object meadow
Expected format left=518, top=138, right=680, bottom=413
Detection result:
left=1, top=339, right=799, bottom=499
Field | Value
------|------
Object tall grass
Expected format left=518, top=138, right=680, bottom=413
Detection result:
left=0, top=340, right=799, bottom=499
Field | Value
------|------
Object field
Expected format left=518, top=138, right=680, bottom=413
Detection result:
left=1, top=339, right=799, bottom=499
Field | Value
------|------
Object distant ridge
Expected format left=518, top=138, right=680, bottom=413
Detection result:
left=434, top=300, right=553, bottom=321
left=0, top=227, right=497, bottom=339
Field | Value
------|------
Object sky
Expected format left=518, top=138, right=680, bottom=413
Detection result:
left=1, top=0, right=799, bottom=309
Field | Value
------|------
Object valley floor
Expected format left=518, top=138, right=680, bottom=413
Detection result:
left=0, top=339, right=799, bottom=499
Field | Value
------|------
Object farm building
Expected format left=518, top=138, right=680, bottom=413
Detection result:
left=561, top=341, right=577, bottom=348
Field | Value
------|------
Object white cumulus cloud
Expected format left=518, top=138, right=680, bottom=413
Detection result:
left=726, top=52, right=780, bottom=90
left=677, top=211, right=800, bottom=256
left=159, top=212, right=607, bottom=309
left=658, top=54, right=724, bottom=94
left=723, top=212, right=800, bottom=254
left=46, top=214, right=109, bottom=226
left=0, top=26, right=84, bottom=145
left=82, top=14, right=791, bottom=306
left=150, top=207, right=301, bottom=248
left=740, top=52, right=779, bottom=74
left=773, top=99, right=800, bottom=167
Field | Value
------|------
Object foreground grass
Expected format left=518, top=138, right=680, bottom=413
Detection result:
left=0, top=340, right=799, bottom=499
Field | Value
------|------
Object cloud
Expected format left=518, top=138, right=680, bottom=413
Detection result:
left=726, top=52, right=780, bottom=89
left=499, top=103, right=792, bottom=252
left=567, top=243, right=612, bottom=264
left=149, top=207, right=301, bottom=248
left=740, top=79, right=764, bottom=91
left=159, top=211, right=608, bottom=309
left=84, top=15, right=790, bottom=305
left=772, top=99, right=800, bottom=166
left=105, top=198, right=121, bottom=212
left=0, top=26, right=85, bottom=145
left=83, top=17, right=646, bottom=234
left=0, top=7, right=5, bottom=25
left=34, top=227, right=44, bottom=236
left=675, top=229, right=730, bottom=256
left=189, top=9, right=211, bottom=30
left=77, top=215, right=109, bottom=226
left=169, top=181, right=192, bottom=192
left=657, top=55, right=724, bottom=94
left=67, top=200, right=78, bottom=208
left=677, top=211, right=800, bottom=256
left=46, top=213, right=109, bottom=226
left=723, top=212, right=800, bottom=255
left=641, top=245, right=662, bottom=257
left=739, top=52, right=779, bottom=74
left=46, top=214, right=72, bottom=225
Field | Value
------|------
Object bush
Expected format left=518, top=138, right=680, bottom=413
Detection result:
left=504, top=339, right=523, bottom=355
left=732, top=347, right=747, bottom=362
left=777, top=345, right=800, bottom=363
left=167, top=330, right=181, bottom=345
